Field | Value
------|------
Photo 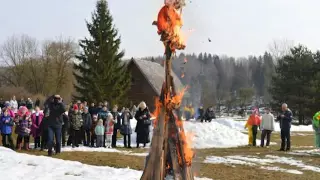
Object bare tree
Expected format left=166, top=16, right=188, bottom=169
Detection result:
left=44, top=38, right=77, bottom=93
left=268, top=39, right=294, bottom=61
left=0, top=34, right=38, bottom=87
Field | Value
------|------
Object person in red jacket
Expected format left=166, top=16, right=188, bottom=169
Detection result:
left=246, top=109, right=261, bottom=146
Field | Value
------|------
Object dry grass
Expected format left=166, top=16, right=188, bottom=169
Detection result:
left=1, top=131, right=319, bottom=180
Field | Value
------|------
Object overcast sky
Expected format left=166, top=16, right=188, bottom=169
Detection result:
left=1, top=0, right=319, bottom=58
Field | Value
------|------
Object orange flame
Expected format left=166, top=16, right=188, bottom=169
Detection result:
left=181, top=72, right=185, bottom=78
left=156, top=5, right=185, bottom=52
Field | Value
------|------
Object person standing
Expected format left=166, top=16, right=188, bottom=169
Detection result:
left=94, top=119, right=105, bottom=147
left=203, top=106, right=216, bottom=122
left=15, top=106, right=32, bottom=150
left=82, top=107, right=92, bottom=146
left=30, top=107, right=44, bottom=149
left=111, top=105, right=121, bottom=148
left=70, top=104, right=83, bottom=148
left=35, top=98, right=40, bottom=108
left=312, top=111, right=320, bottom=149
left=244, top=109, right=261, bottom=146
left=61, top=112, right=69, bottom=147
left=120, top=108, right=133, bottom=148
left=260, top=108, right=275, bottom=147
left=277, top=103, right=293, bottom=151
left=45, top=95, right=66, bottom=156
left=26, top=98, right=33, bottom=111
left=197, top=105, right=204, bottom=122
left=98, top=106, right=109, bottom=147
left=0, top=108, right=14, bottom=149
left=90, top=115, right=98, bottom=147
left=10, top=96, right=18, bottom=114
left=135, top=102, right=151, bottom=148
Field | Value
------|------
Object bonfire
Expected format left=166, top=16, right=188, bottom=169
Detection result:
left=141, top=0, right=194, bottom=180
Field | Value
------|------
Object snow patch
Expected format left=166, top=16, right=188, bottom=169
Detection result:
left=289, top=149, right=320, bottom=156
left=0, top=147, right=210, bottom=180
left=204, top=154, right=320, bottom=174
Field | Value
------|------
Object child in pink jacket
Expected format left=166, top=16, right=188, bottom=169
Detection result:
left=105, top=113, right=116, bottom=148
left=31, top=107, right=44, bottom=149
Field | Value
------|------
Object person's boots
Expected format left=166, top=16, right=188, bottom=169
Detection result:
left=17, top=143, right=22, bottom=150
left=48, top=150, right=53, bottom=156
left=24, top=142, right=30, bottom=150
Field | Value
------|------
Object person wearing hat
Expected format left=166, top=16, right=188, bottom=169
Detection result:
left=244, top=109, right=261, bottom=146
left=45, top=94, right=66, bottom=156
left=82, top=107, right=92, bottom=146
left=70, top=104, right=83, bottom=148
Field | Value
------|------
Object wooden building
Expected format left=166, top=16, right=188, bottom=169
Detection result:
left=126, top=59, right=184, bottom=112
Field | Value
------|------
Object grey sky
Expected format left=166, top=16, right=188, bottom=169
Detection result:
left=1, top=0, right=319, bottom=58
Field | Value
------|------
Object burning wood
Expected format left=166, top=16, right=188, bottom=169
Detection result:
left=141, top=1, right=194, bottom=180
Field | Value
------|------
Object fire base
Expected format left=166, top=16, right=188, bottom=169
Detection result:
left=140, top=45, right=194, bottom=180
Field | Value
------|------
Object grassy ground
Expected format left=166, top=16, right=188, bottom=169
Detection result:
left=1, top=131, right=319, bottom=180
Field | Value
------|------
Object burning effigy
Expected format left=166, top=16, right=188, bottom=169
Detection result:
left=141, top=0, right=194, bottom=180
left=153, top=0, right=186, bottom=55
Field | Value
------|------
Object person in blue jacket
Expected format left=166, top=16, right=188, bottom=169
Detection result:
left=276, top=103, right=293, bottom=151
left=1, top=108, right=15, bottom=149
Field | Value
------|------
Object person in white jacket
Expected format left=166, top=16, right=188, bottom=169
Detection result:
left=260, top=108, right=275, bottom=147
left=10, top=96, right=18, bottom=114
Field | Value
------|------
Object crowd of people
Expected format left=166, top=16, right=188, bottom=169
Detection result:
left=0, top=95, right=152, bottom=156
left=1, top=95, right=319, bottom=157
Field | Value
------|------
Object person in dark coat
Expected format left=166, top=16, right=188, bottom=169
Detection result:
left=197, top=105, right=204, bottom=122
left=26, top=98, right=33, bottom=111
left=35, top=98, right=40, bottom=108
left=276, top=103, right=293, bottom=151
left=120, top=108, right=133, bottom=148
left=90, top=115, right=98, bottom=147
left=135, top=102, right=151, bottom=148
left=18, top=98, right=26, bottom=108
left=203, top=106, right=216, bottom=122
left=0, top=98, right=5, bottom=109
left=82, top=107, right=92, bottom=146
left=44, top=95, right=66, bottom=156
left=89, top=103, right=98, bottom=117
left=111, top=105, right=121, bottom=148
left=61, top=112, right=69, bottom=147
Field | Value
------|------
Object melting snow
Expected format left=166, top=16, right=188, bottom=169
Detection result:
left=204, top=154, right=320, bottom=174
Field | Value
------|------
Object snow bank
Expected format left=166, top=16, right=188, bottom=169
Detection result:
left=204, top=154, right=320, bottom=174
left=183, top=121, right=248, bottom=148
left=213, top=118, right=313, bottom=132
left=0, top=147, right=210, bottom=180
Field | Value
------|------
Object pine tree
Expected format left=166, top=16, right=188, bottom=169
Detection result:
left=73, top=0, right=131, bottom=106
left=269, top=45, right=315, bottom=124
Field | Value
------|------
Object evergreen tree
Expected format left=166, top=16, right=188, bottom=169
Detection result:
left=269, top=45, right=315, bottom=124
left=73, top=0, right=131, bottom=106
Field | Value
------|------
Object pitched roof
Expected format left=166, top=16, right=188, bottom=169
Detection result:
left=129, top=59, right=184, bottom=95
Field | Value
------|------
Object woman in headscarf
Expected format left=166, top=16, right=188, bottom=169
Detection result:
left=134, top=102, right=151, bottom=148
